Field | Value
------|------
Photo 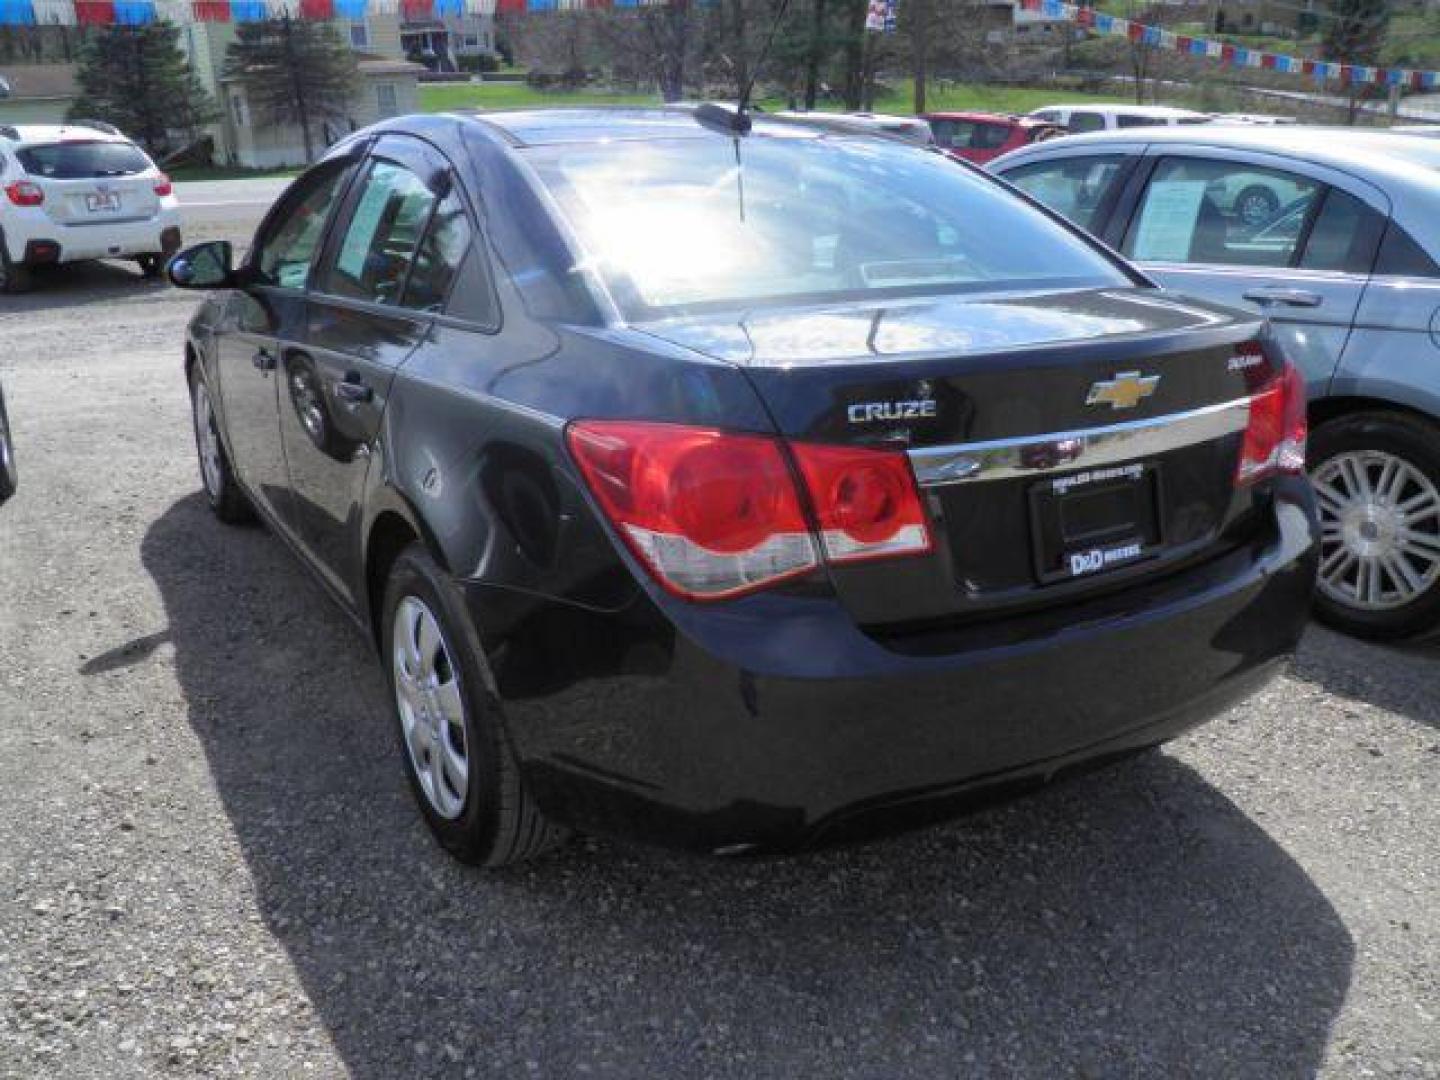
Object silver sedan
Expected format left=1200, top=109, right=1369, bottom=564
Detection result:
left=992, top=126, right=1440, bottom=640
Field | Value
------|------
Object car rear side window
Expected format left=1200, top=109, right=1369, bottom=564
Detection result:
left=401, top=187, right=491, bottom=320
left=16, top=140, right=149, bottom=178
left=1299, top=189, right=1384, bottom=273
left=1003, top=155, right=1127, bottom=232
left=319, top=159, right=437, bottom=306
left=1122, top=157, right=1320, bottom=268
left=1373, top=222, right=1440, bottom=277
left=1068, top=112, right=1105, bottom=133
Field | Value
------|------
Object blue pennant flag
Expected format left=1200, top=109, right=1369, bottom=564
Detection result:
left=114, top=0, right=155, bottom=22
left=0, top=0, right=36, bottom=25
left=333, top=0, right=366, bottom=16
left=231, top=0, right=268, bottom=19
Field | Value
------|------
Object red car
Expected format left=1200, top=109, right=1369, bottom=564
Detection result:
left=924, top=111, right=1064, bottom=165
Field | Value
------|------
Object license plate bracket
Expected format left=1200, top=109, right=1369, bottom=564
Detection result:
left=1029, top=463, right=1164, bottom=584
left=85, top=192, right=120, bottom=213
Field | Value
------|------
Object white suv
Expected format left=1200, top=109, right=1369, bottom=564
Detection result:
left=0, top=122, right=181, bottom=293
left=1028, top=104, right=1212, bottom=134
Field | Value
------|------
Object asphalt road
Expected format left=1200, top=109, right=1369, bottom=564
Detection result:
left=0, top=190, right=1436, bottom=1079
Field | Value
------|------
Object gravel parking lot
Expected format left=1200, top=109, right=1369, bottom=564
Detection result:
left=0, top=190, right=1436, bottom=1080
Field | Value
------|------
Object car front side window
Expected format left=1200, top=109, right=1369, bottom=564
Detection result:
left=253, top=163, right=354, bottom=290
left=1004, top=155, right=1127, bottom=232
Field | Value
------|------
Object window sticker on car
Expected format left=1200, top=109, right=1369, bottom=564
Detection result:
left=337, top=176, right=393, bottom=282
left=1131, top=180, right=1207, bottom=261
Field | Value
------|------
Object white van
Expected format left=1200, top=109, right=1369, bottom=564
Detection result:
left=1028, top=104, right=1211, bottom=134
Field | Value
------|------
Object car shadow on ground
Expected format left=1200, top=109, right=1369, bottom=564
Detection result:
left=0, top=260, right=165, bottom=313
left=1292, top=623, right=1440, bottom=732
left=135, top=493, right=1354, bottom=1078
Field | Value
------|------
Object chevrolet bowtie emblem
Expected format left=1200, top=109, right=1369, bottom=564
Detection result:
left=1086, top=371, right=1160, bottom=410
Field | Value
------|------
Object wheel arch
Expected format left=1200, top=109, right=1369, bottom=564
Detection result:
left=362, top=495, right=453, bottom=650
left=1309, top=393, right=1440, bottom=435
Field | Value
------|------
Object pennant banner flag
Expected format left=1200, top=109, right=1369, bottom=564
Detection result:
left=1014, top=0, right=1431, bottom=87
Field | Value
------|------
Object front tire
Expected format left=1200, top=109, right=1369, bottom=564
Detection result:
left=382, top=545, right=566, bottom=866
left=1310, top=411, right=1440, bottom=640
left=188, top=364, right=253, bottom=524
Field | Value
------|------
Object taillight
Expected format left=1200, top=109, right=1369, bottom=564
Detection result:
left=153, top=174, right=173, bottom=197
left=1237, top=362, right=1307, bottom=486
left=566, top=421, right=819, bottom=600
left=5, top=181, right=43, bottom=207
left=567, top=421, right=935, bottom=601
left=790, top=442, right=933, bottom=563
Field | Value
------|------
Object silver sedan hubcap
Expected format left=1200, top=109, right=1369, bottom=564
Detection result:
left=193, top=383, right=223, bottom=498
left=393, top=597, right=469, bottom=820
left=1313, top=450, right=1440, bottom=611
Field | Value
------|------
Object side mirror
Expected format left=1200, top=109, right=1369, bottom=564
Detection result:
left=167, top=241, right=235, bottom=290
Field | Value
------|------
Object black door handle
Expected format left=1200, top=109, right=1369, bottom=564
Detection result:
left=1242, top=287, right=1323, bottom=309
left=252, top=347, right=277, bottom=371
left=335, top=374, right=373, bottom=404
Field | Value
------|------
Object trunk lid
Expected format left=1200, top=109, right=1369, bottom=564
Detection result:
left=638, top=287, right=1275, bottom=628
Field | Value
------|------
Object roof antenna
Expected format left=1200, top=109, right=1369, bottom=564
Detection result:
left=694, top=0, right=794, bottom=136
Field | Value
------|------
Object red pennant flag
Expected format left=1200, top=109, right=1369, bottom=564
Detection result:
left=1076, top=7, right=1094, bottom=26
left=1127, top=21, right=1144, bottom=40
left=74, top=0, right=116, bottom=23
left=192, top=0, right=230, bottom=18
left=497, top=0, right=524, bottom=11
left=1220, top=43, right=1236, bottom=62
left=1175, top=34, right=1191, bottom=52
left=1339, top=64, right=1354, bottom=84
left=299, top=0, right=334, bottom=17
left=400, top=0, right=432, bottom=16
left=1301, top=59, right=1316, bottom=76
left=585, top=0, right=611, bottom=7
left=1261, top=53, right=1277, bottom=69
left=1412, top=70, right=1426, bottom=90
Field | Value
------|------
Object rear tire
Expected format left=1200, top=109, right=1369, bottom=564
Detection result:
left=1309, top=410, right=1440, bottom=641
left=382, top=545, right=567, bottom=867
left=188, top=364, right=254, bottom=525
left=0, top=242, right=32, bottom=294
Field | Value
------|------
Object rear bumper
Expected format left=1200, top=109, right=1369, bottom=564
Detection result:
left=473, top=479, right=1318, bottom=853
left=5, top=208, right=181, bottom=263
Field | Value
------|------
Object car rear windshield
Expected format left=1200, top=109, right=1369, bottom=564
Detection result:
left=524, top=134, right=1131, bottom=318
left=17, top=141, right=150, bottom=179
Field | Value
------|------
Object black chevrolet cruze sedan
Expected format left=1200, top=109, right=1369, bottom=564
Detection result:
left=168, top=108, right=1318, bottom=865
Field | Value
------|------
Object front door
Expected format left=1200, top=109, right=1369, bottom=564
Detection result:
left=279, top=140, right=465, bottom=605
left=216, top=158, right=358, bottom=521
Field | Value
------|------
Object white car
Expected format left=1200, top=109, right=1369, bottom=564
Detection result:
left=0, top=122, right=181, bottom=293
left=1028, top=104, right=1211, bottom=134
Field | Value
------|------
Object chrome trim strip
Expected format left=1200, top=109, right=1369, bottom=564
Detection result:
left=908, top=397, right=1252, bottom=487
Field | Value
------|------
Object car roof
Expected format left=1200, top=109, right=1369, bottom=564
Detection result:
left=458, top=107, right=827, bottom=147
left=1003, top=123, right=1440, bottom=183
left=0, top=122, right=132, bottom=148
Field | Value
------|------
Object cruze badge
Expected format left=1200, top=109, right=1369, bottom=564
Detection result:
left=847, top=399, right=938, bottom=424
left=1086, top=372, right=1160, bottom=410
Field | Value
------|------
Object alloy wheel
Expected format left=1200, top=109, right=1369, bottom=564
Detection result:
left=1313, top=449, right=1440, bottom=611
left=192, top=381, right=224, bottom=500
left=393, top=596, right=470, bottom=820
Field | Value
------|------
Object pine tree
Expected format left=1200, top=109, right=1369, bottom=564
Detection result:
left=224, top=17, right=360, bottom=164
left=66, top=22, right=218, bottom=158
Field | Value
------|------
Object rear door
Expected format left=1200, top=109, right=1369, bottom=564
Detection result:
left=1111, top=150, right=1387, bottom=395
left=279, top=136, right=463, bottom=604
